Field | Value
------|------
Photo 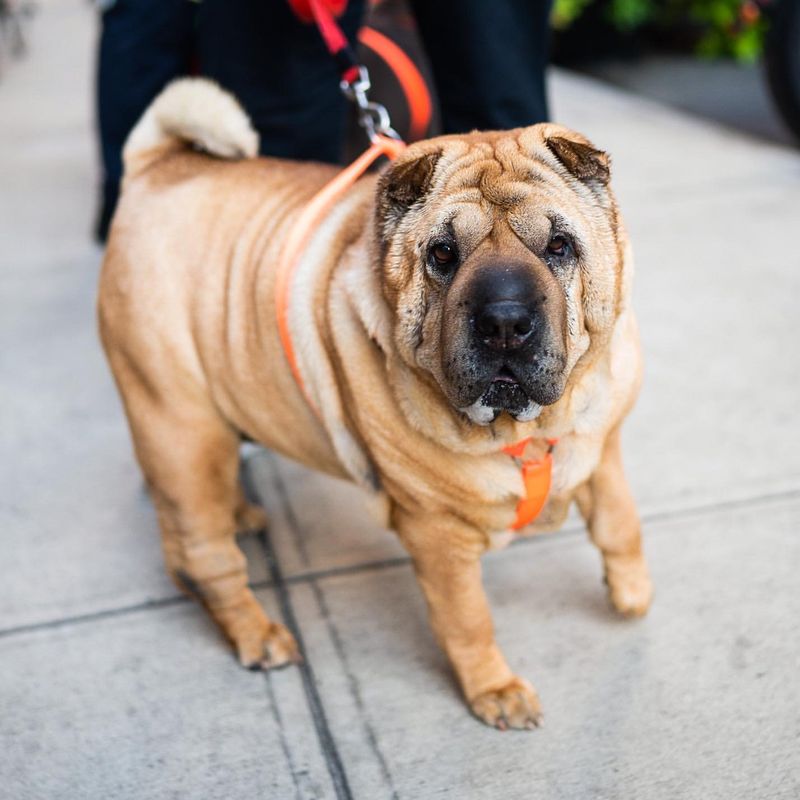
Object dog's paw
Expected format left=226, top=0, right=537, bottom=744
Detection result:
left=235, top=502, right=268, bottom=534
left=470, top=677, right=543, bottom=730
left=239, top=622, right=302, bottom=671
left=605, top=554, right=653, bottom=617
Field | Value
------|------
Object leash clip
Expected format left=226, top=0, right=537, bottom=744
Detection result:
left=340, top=65, right=401, bottom=144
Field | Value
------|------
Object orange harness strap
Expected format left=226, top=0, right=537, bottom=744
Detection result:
left=274, top=139, right=555, bottom=530
left=502, top=437, right=558, bottom=530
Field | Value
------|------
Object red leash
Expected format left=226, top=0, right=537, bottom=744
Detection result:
left=288, top=0, right=431, bottom=141
left=287, top=0, right=361, bottom=85
left=279, top=0, right=407, bottom=411
left=275, top=134, right=406, bottom=416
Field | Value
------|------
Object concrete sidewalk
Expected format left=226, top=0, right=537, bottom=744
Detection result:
left=1, top=3, right=799, bottom=799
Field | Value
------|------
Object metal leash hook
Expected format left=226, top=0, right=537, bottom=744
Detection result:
left=340, top=65, right=401, bottom=143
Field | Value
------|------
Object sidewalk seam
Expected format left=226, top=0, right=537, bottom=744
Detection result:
left=2, top=485, right=798, bottom=641
left=264, top=672, right=307, bottom=800
left=257, top=525, right=354, bottom=800
left=253, top=454, right=400, bottom=800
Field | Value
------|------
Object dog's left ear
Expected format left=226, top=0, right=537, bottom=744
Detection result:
left=376, top=148, right=441, bottom=241
left=545, top=132, right=610, bottom=186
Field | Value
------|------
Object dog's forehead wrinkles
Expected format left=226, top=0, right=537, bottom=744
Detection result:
left=480, top=176, right=530, bottom=209
left=436, top=138, right=550, bottom=213
left=450, top=203, right=493, bottom=252
left=435, top=143, right=488, bottom=186
left=443, top=188, right=483, bottom=206
left=418, top=133, right=615, bottom=267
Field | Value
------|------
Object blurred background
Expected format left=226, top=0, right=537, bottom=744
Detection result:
left=2, top=0, right=799, bottom=214
left=551, top=0, right=799, bottom=146
left=1, top=2, right=799, bottom=798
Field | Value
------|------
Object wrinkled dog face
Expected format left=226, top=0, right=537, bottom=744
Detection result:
left=375, top=125, right=620, bottom=426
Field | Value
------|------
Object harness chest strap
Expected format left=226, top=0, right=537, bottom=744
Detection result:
left=502, top=437, right=558, bottom=530
left=274, top=140, right=556, bottom=530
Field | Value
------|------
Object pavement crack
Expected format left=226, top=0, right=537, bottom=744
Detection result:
left=264, top=673, right=306, bottom=800
left=252, top=522, right=354, bottom=800
left=2, top=482, right=798, bottom=645
left=253, top=457, right=400, bottom=800
left=0, top=594, right=189, bottom=641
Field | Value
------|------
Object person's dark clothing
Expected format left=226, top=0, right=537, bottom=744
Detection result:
left=409, top=0, right=551, bottom=134
left=96, top=0, right=196, bottom=239
left=95, top=0, right=552, bottom=240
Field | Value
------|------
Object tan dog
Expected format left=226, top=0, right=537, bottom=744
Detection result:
left=98, top=79, right=652, bottom=730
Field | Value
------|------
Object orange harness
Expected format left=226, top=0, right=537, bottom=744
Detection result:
left=274, top=140, right=554, bottom=531
left=501, top=437, right=557, bottom=530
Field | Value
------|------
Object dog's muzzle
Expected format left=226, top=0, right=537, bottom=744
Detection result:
left=455, top=263, right=567, bottom=424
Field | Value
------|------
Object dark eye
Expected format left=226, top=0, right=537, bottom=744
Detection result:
left=427, top=241, right=459, bottom=278
left=547, top=235, right=569, bottom=257
left=431, top=243, right=456, bottom=266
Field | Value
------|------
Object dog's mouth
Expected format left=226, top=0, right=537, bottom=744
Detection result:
left=482, top=366, right=528, bottom=410
left=459, top=365, right=544, bottom=425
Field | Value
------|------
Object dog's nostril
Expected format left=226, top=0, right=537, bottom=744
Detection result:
left=475, top=314, right=499, bottom=338
left=474, top=301, right=535, bottom=351
left=513, top=318, right=532, bottom=337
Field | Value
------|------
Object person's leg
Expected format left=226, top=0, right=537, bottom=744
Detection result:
left=409, top=0, right=552, bottom=133
left=196, top=0, right=366, bottom=163
left=96, top=0, right=195, bottom=240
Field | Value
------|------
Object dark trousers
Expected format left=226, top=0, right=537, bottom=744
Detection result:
left=96, top=0, right=551, bottom=237
left=410, top=0, right=551, bottom=134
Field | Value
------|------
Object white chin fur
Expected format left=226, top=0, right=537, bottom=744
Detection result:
left=460, top=399, right=542, bottom=425
left=460, top=399, right=498, bottom=425
left=512, top=401, right=543, bottom=422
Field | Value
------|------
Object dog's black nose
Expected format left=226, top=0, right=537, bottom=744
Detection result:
left=474, top=300, right=535, bottom=351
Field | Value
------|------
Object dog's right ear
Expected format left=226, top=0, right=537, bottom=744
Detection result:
left=376, top=148, right=441, bottom=242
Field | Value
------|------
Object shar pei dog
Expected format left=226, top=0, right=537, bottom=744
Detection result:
left=99, top=79, right=652, bottom=729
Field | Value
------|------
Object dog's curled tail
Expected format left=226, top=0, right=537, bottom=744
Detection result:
left=123, top=78, right=259, bottom=178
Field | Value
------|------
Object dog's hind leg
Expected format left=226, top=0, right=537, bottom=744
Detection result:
left=577, top=426, right=653, bottom=617
left=113, top=361, right=299, bottom=670
left=234, top=489, right=269, bottom=534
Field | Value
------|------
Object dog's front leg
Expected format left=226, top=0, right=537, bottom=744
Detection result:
left=395, top=509, right=542, bottom=730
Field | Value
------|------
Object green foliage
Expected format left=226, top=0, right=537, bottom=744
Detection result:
left=607, top=0, right=652, bottom=31
left=551, top=0, right=594, bottom=29
left=551, top=0, right=767, bottom=61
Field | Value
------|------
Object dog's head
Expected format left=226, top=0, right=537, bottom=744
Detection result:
left=374, top=125, right=622, bottom=426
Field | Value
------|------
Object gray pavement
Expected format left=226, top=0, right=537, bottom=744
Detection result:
left=581, top=54, right=798, bottom=149
left=1, top=3, right=799, bottom=799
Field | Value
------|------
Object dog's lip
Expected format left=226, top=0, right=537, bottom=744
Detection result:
left=491, top=366, right=519, bottom=385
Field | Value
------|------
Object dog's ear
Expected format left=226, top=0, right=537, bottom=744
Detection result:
left=545, top=132, right=610, bottom=186
left=376, top=148, right=441, bottom=241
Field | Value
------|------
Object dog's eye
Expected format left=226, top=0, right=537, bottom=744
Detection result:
left=431, top=243, right=456, bottom=266
left=547, top=235, right=569, bottom=257
left=427, top=242, right=459, bottom=279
